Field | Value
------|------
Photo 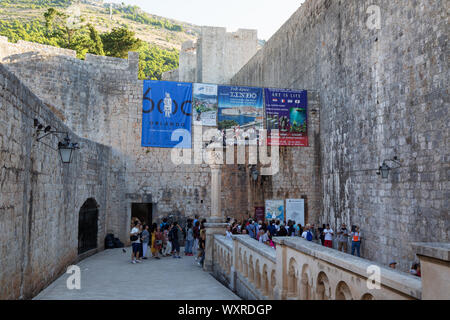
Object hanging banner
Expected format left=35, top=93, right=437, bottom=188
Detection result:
left=264, top=88, right=308, bottom=146
left=255, top=207, right=265, bottom=223
left=265, top=200, right=284, bottom=222
left=218, top=86, right=264, bottom=136
left=286, top=199, right=305, bottom=227
left=193, top=83, right=218, bottom=127
left=142, top=80, right=192, bottom=148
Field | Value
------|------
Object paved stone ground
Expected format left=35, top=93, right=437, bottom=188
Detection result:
left=34, top=248, right=240, bottom=300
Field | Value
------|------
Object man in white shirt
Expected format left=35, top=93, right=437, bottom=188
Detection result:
left=323, top=224, right=334, bottom=248
left=130, top=221, right=142, bottom=264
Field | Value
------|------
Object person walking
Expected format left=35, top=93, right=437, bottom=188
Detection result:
left=198, top=227, right=206, bottom=267
left=337, top=223, right=349, bottom=253
left=302, top=224, right=313, bottom=241
left=185, top=221, right=194, bottom=256
left=323, top=224, right=334, bottom=248
left=193, top=221, right=200, bottom=256
left=350, top=226, right=362, bottom=257
left=162, top=225, right=172, bottom=257
left=318, top=224, right=326, bottom=246
left=278, top=225, right=288, bottom=237
left=141, top=224, right=150, bottom=259
left=246, top=219, right=256, bottom=239
left=268, top=220, right=277, bottom=237
left=152, top=224, right=163, bottom=259
left=170, top=221, right=182, bottom=259
left=226, top=225, right=233, bottom=240
left=130, top=221, right=142, bottom=264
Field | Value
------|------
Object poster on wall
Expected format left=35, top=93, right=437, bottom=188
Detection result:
left=264, top=88, right=308, bottom=147
left=142, top=80, right=192, bottom=149
left=265, top=200, right=284, bottom=222
left=218, top=86, right=264, bottom=142
left=193, top=83, right=218, bottom=127
left=255, top=207, right=265, bottom=223
left=286, top=199, right=305, bottom=227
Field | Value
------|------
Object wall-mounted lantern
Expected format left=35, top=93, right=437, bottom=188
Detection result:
left=377, top=157, right=401, bottom=179
left=34, top=119, right=80, bottom=164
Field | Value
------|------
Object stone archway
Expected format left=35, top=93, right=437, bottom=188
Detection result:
left=288, top=258, right=299, bottom=298
left=316, top=272, right=331, bottom=300
left=249, top=256, right=254, bottom=283
left=262, top=264, right=269, bottom=297
left=78, top=198, right=99, bottom=255
left=255, top=260, right=261, bottom=289
left=243, top=252, right=248, bottom=277
left=336, top=281, right=353, bottom=300
left=361, top=293, right=375, bottom=300
left=270, top=269, right=276, bottom=299
left=300, top=264, right=312, bottom=300
left=238, top=249, right=243, bottom=273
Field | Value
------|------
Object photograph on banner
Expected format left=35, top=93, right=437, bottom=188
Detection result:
left=142, top=80, right=192, bottom=148
left=218, top=86, right=264, bottom=144
left=286, top=199, right=305, bottom=227
left=193, top=83, right=218, bottom=127
left=265, top=200, right=284, bottom=222
left=265, top=88, right=308, bottom=146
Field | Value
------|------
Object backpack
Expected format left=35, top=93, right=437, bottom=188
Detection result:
left=306, top=231, right=313, bottom=241
left=168, top=228, right=174, bottom=242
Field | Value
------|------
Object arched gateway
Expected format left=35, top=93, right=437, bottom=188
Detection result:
left=78, top=198, right=99, bottom=255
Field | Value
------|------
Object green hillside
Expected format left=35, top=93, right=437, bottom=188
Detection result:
left=0, top=0, right=200, bottom=79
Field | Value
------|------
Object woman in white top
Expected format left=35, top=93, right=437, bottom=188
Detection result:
left=225, top=226, right=233, bottom=240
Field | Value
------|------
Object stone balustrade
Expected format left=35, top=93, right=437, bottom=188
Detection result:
left=212, top=235, right=428, bottom=300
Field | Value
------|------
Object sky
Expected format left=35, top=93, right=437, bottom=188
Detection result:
left=107, top=0, right=306, bottom=40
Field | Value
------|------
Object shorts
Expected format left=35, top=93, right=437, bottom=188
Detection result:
left=132, top=243, right=140, bottom=254
left=172, top=240, right=180, bottom=253
left=324, top=240, right=333, bottom=248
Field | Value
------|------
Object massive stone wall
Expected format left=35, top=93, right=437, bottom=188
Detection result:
left=196, top=27, right=259, bottom=84
left=0, top=64, right=117, bottom=299
left=0, top=38, right=241, bottom=243
left=231, top=0, right=449, bottom=270
left=163, top=26, right=259, bottom=84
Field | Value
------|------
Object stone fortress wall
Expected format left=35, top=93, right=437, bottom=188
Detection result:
left=0, top=0, right=448, bottom=300
left=0, top=33, right=281, bottom=250
left=161, top=27, right=323, bottom=225
left=231, top=0, right=449, bottom=271
left=163, top=26, right=259, bottom=84
left=0, top=63, right=118, bottom=299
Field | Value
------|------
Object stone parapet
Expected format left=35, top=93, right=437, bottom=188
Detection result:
left=211, top=234, right=429, bottom=300
left=412, top=242, right=450, bottom=300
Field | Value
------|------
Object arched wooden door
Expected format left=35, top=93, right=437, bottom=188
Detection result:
left=78, top=198, right=99, bottom=255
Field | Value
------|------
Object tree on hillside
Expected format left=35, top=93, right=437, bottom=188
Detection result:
left=100, top=27, right=142, bottom=59
left=44, top=7, right=79, bottom=47
left=87, top=24, right=104, bottom=56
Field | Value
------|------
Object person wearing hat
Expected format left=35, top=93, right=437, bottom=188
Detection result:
left=389, top=261, right=397, bottom=269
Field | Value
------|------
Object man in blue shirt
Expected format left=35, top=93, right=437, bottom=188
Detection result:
left=268, top=220, right=277, bottom=237
left=246, top=219, right=256, bottom=238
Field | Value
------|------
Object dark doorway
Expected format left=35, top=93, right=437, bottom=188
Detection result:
left=131, top=203, right=152, bottom=226
left=78, top=198, right=99, bottom=255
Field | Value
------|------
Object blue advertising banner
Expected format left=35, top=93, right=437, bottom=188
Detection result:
left=217, top=86, right=264, bottom=132
left=264, top=88, right=308, bottom=147
left=142, top=80, right=192, bottom=148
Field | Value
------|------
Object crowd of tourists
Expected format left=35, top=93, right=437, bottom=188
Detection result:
left=129, top=215, right=207, bottom=267
left=128, top=215, right=421, bottom=278
left=224, top=217, right=421, bottom=277
left=223, top=218, right=363, bottom=256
